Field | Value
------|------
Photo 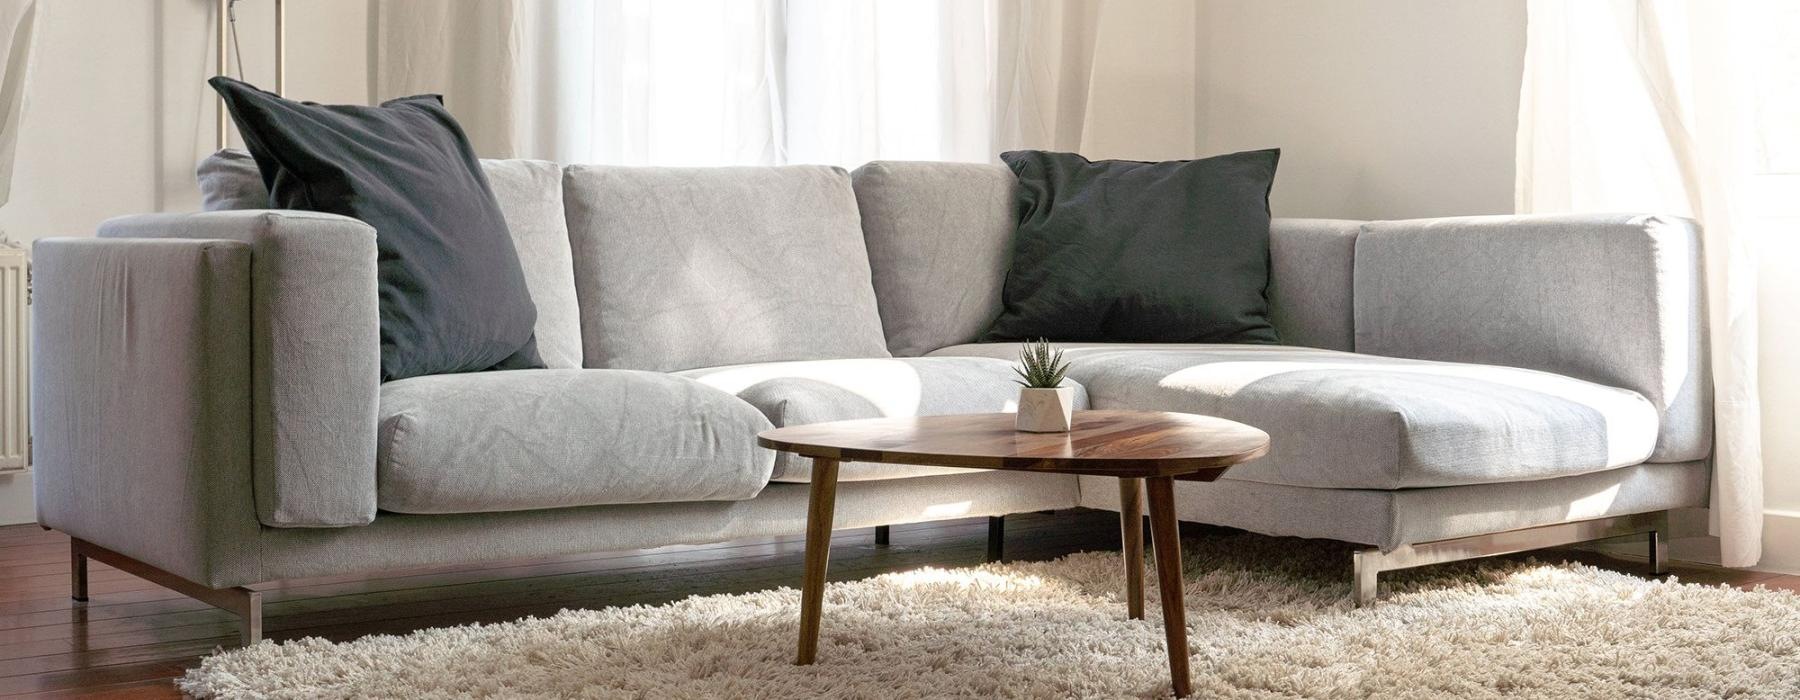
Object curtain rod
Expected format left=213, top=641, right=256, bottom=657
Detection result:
left=216, top=0, right=284, bottom=151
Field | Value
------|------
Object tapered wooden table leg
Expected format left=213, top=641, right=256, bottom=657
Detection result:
left=796, top=458, right=841, bottom=665
left=1118, top=477, right=1145, bottom=619
left=758, top=411, right=1268, bottom=688
left=1146, top=476, right=1192, bottom=697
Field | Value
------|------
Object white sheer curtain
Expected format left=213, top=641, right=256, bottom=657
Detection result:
left=372, top=0, right=1196, bottom=166
left=1517, top=0, right=1792, bottom=566
left=0, top=0, right=38, bottom=209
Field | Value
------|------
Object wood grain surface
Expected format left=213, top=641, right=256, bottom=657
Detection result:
left=758, top=410, right=1270, bottom=478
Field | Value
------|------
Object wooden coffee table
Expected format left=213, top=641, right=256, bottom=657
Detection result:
left=758, top=410, right=1270, bottom=697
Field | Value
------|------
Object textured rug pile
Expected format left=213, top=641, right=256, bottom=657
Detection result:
left=180, top=535, right=1800, bottom=698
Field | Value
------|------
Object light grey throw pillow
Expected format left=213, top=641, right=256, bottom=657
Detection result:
left=563, top=165, right=892, bottom=372
left=196, top=149, right=269, bottom=211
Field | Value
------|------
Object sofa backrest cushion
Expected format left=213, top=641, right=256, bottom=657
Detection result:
left=1268, top=218, right=1361, bottom=351
left=1354, top=214, right=1709, bottom=462
left=851, top=161, right=1018, bottom=357
left=563, top=164, right=891, bottom=371
left=478, top=160, right=584, bottom=369
left=851, top=160, right=1360, bottom=354
left=194, top=150, right=585, bottom=369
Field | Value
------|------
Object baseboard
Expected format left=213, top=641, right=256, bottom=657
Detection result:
left=1756, top=509, right=1800, bottom=575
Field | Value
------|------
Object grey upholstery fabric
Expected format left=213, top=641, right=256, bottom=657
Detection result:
left=31, top=238, right=263, bottom=585
left=851, top=161, right=1018, bottom=356
left=99, top=211, right=381, bottom=528
left=377, top=369, right=774, bottom=514
left=474, top=159, right=584, bottom=369
left=1268, top=219, right=1360, bottom=351
left=196, top=150, right=586, bottom=369
left=1079, top=460, right=1709, bottom=551
left=1354, top=214, right=1710, bottom=463
left=254, top=470, right=1078, bottom=588
left=932, top=343, right=1658, bottom=490
left=195, top=149, right=266, bottom=210
left=564, top=165, right=890, bottom=371
left=679, top=356, right=1089, bottom=482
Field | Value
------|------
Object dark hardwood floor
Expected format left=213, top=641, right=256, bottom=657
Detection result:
left=0, top=509, right=1789, bottom=699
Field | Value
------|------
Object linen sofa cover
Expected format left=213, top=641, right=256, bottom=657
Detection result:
left=194, top=150, right=587, bottom=370
left=96, top=210, right=381, bottom=528
left=679, top=356, right=1089, bottom=482
left=476, top=159, right=585, bottom=370
left=32, top=237, right=263, bottom=584
left=931, top=344, right=1658, bottom=490
left=850, top=161, right=1019, bottom=358
left=376, top=369, right=774, bottom=514
left=1354, top=214, right=1709, bottom=463
left=256, top=471, right=1081, bottom=589
left=1077, top=460, right=1708, bottom=552
left=563, top=164, right=891, bottom=372
left=1266, top=218, right=1360, bottom=351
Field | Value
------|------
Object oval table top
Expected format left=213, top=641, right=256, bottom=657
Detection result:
left=757, top=410, right=1270, bottom=480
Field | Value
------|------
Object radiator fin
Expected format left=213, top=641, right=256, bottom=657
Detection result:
left=0, top=247, right=25, bottom=472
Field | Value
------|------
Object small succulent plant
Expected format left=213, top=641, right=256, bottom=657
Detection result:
left=1014, top=338, right=1070, bottom=389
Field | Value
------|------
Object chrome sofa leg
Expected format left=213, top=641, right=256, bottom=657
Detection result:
left=241, top=591, right=265, bottom=645
left=987, top=516, right=1004, bottom=562
left=67, top=537, right=265, bottom=645
left=1348, top=511, right=1677, bottom=606
left=1648, top=529, right=1669, bottom=575
left=1352, top=548, right=1381, bottom=608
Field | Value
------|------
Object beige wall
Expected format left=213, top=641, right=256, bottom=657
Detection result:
left=0, top=0, right=367, bottom=525
left=1195, top=0, right=1527, bottom=220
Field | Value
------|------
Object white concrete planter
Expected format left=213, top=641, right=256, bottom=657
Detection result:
left=1016, top=386, right=1076, bottom=433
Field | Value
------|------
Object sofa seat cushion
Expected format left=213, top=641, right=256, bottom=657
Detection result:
left=377, top=369, right=775, bottom=514
left=929, top=344, right=1657, bottom=490
left=679, top=357, right=1089, bottom=482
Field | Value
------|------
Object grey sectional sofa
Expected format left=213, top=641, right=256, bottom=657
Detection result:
left=32, top=158, right=1709, bottom=644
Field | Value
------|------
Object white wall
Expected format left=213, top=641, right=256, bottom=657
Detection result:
left=0, top=0, right=367, bottom=525
left=1195, top=0, right=1527, bottom=220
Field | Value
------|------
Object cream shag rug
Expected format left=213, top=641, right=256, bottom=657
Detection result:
left=180, top=535, right=1800, bottom=699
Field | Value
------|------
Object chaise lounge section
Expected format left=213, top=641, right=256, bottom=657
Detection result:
left=31, top=158, right=1709, bottom=643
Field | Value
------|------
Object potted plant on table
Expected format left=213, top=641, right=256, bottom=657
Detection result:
left=1014, top=338, right=1075, bottom=433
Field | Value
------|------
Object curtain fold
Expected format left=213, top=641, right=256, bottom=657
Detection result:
left=371, top=0, right=1197, bottom=166
left=1517, top=0, right=1775, bottom=566
left=0, top=0, right=38, bottom=209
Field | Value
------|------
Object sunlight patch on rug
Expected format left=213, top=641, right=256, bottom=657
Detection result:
left=178, top=535, right=1800, bottom=699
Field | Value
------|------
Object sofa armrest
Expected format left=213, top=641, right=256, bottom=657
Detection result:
left=1353, top=214, right=1710, bottom=463
left=32, top=238, right=263, bottom=585
left=96, top=210, right=381, bottom=527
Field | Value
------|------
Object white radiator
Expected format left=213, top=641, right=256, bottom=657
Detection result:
left=0, top=245, right=24, bottom=472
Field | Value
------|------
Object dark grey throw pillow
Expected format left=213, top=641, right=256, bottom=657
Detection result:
left=982, top=149, right=1282, bottom=344
left=210, top=77, right=542, bottom=381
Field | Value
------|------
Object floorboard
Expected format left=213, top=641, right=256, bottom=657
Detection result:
left=0, top=509, right=1789, bottom=697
